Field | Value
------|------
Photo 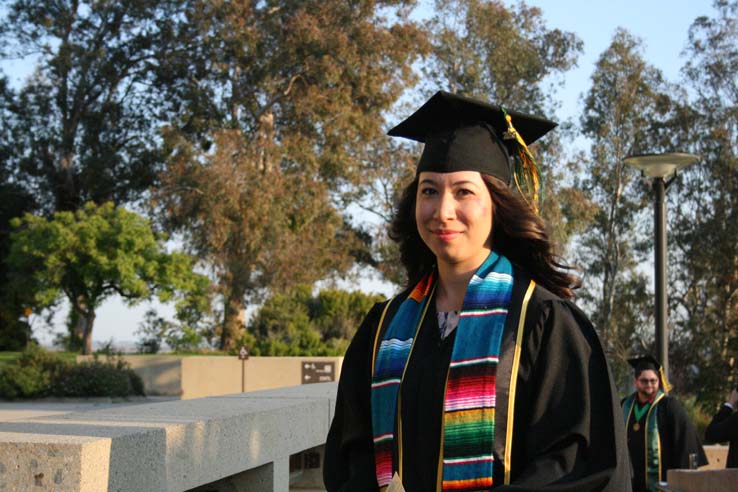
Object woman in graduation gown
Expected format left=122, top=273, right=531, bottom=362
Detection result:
left=323, top=91, right=631, bottom=492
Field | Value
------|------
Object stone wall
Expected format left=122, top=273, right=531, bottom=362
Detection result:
left=0, top=383, right=337, bottom=492
left=77, top=356, right=343, bottom=399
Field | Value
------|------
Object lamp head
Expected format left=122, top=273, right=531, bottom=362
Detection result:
left=624, top=153, right=699, bottom=180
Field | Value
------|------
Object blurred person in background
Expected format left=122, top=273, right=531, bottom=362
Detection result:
left=623, top=355, right=708, bottom=492
left=704, top=383, right=738, bottom=468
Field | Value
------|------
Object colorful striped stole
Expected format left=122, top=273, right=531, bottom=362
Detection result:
left=371, top=252, right=513, bottom=491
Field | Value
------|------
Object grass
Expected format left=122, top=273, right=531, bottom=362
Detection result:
left=0, top=351, right=78, bottom=366
left=0, top=352, right=20, bottom=365
left=0, top=351, right=234, bottom=367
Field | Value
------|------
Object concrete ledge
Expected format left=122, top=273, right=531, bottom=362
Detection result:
left=78, top=355, right=344, bottom=399
left=0, top=382, right=338, bottom=492
left=667, top=468, right=738, bottom=492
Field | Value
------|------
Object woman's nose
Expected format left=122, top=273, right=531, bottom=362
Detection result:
left=437, top=192, right=455, bottom=220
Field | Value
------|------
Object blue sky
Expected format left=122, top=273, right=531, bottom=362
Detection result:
left=7, top=0, right=717, bottom=346
left=521, top=0, right=711, bottom=122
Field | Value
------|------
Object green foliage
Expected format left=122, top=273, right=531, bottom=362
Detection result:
left=0, top=344, right=69, bottom=398
left=247, top=286, right=383, bottom=356
left=0, top=352, right=21, bottom=366
left=678, top=393, right=714, bottom=439
left=422, top=0, right=581, bottom=115
left=0, top=122, right=37, bottom=349
left=154, top=0, right=425, bottom=349
left=54, top=357, right=145, bottom=399
left=0, top=364, right=49, bottom=399
left=135, top=310, right=165, bottom=354
left=573, top=29, right=677, bottom=363
left=135, top=309, right=208, bottom=354
left=0, top=0, right=185, bottom=213
left=0, top=318, right=32, bottom=352
left=0, top=344, right=144, bottom=400
left=5, top=202, right=211, bottom=354
left=665, top=0, right=738, bottom=409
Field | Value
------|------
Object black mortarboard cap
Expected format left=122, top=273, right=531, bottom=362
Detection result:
left=387, top=91, right=557, bottom=183
left=627, top=354, right=661, bottom=373
left=628, top=354, right=672, bottom=392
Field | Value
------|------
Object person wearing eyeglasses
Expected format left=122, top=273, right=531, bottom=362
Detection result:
left=622, top=355, right=708, bottom=492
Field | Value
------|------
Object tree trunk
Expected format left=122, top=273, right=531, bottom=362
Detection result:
left=73, top=295, right=96, bottom=355
left=256, top=110, right=274, bottom=173
left=58, top=152, right=79, bottom=211
left=81, top=309, right=96, bottom=355
left=72, top=311, right=85, bottom=350
left=220, top=290, right=245, bottom=351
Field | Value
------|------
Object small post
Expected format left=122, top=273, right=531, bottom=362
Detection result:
left=238, top=345, right=249, bottom=393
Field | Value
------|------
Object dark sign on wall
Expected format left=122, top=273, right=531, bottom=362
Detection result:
left=302, top=361, right=335, bottom=384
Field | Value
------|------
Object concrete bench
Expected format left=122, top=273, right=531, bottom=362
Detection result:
left=0, top=382, right=337, bottom=492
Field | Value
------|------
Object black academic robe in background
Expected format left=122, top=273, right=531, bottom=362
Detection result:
left=704, top=404, right=738, bottom=468
left=625, top=395, right=708, bottom=492
left=324, top=269, right=631, bottom=492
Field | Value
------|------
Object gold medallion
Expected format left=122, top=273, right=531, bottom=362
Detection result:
left=633, top=422, right=640, bottom=432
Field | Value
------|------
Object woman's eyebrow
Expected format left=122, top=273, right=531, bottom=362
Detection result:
left=418, top=179, right=478, bottom=186
left=450, top=180, right=477, bottom=187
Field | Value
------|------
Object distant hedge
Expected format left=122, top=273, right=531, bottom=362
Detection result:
left=0, top=344, right=144, bottom=399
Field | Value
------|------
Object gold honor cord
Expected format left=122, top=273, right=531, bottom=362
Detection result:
left=397, top=283, right=436, bottom=483
left=504, top=280, right=536, bottom=485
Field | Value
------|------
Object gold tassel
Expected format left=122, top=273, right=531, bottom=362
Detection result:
left=502, top=110, right=541, bottom=214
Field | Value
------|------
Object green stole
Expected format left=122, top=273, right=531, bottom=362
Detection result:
left=623, top=390, right=665, bottom=492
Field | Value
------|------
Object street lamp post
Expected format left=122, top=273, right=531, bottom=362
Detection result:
left=623, top=153, right=699, bottom=380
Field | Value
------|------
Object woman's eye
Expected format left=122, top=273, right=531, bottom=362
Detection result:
left=457, top=188, right=474, bottom=197
left=420, top=187, right=437, bottom=196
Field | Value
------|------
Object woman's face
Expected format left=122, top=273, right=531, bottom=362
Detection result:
left=415, top=171, right=493, bottom=272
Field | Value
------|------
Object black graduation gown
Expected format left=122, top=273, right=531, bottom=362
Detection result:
left=704, top=404, right=738, bottom=468
left=625, top=395, right=709, bottom=492
left=324, top=269, right=631, bottom=492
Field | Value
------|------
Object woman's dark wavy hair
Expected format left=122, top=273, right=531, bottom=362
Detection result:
left=388, top=174, right=581, bottom=299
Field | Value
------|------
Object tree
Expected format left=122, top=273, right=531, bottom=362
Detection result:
left=0, top=177, right=36, bottom=349
left=5, top=202, right=210, bottom=354
left=134, top=309, right=206, bottom=354
left=248, top=285, right=383, bottom=356
left=421, top=0, right=581, bottom=116
left=0, top=0, right=185, bottom=213
left=0, top=77, right=38, bottom=349
left=348, top=137, right=417, bottom=286
left=574, top=29, right=681, bottom=385
left=667, top=0, right=738, bottom=406
left=155, top=0, right=426, bottom=349
left=158, top=130, right=355, bottom=349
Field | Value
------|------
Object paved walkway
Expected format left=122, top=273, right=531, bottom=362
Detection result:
left=0, top=396, right=178, bottom=422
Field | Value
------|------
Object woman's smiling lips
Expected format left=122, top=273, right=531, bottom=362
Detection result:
left=433, top=229, right=462, bottom=241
